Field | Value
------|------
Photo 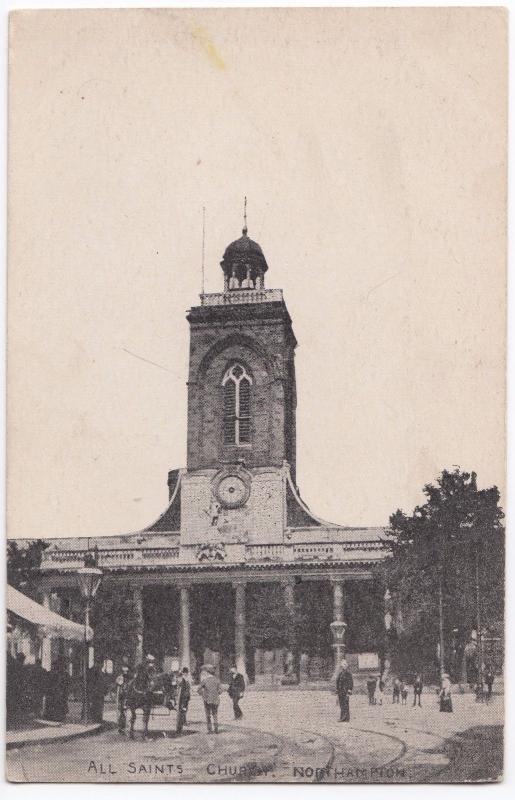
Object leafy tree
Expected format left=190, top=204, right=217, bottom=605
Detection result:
left=90, top=583, right=141, bottom=668
left=382, top=469, right=504, bottom=680
left=7, top=540, right=49, bottom=597
left=246, top=583, right=290, bottom=650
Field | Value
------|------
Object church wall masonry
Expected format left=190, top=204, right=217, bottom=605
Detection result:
left=186, top=302, right=297, bottom=475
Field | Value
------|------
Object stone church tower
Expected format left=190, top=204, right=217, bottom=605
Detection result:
left=179, top=222, right=302, bottom=549
left=29, top=213, right=386, bottom=684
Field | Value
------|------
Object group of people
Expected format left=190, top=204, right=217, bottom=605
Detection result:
left=115, top=653, right=246, bottom=738
left=337, top=662, right=423, bottom=720
left=337, top=660, right=499, bottom=721
left=6, top=652, right=70, bottom=727
left=362, top=672, right=424, bottom=710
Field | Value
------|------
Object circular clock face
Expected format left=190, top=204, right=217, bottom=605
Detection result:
left=216, top=475, right=249, bottom=509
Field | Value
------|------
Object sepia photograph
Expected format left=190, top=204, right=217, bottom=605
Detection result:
left=5, top=6, right=506, bottom=784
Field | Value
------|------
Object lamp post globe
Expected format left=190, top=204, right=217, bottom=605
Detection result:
left=77, top=567, right=103, bottom=601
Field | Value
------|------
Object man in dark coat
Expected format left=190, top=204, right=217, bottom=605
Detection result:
left=46, top=657, right=69, bottom=722
left=197, top=664, right=222, bottom=733
left=115, top=664, right=132, bottom=733
left=413, top=674, right=423, bottom=707
left=25, top=658, right=49, bottom=718
left=88, top=661, right=108, bottom=723
left=336, top=659, right=353, bottom=722
left=228, top=666, right=245, bottom=720
left=484, top=665, right=495, bottom=701
left=176, top=667, right=191, bottom=735
left=366, top=675, right=377, bottom=705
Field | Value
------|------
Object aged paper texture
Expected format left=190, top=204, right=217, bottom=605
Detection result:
left=6, top=7, right=506, bottom=784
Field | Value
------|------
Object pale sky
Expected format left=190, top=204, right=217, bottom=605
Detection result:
left=8, top=7, right=506, bottom=539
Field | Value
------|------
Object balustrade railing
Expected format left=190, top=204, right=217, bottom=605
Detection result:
left=42, top=547, right=180, bottom=570
left=200, top=288, right=283, bottom=306
left=40, top=539, right=383, bottom=571
left=245, top=544, right=285, bottom=561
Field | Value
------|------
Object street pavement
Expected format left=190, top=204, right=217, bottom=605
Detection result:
left=6, top=688, right=503, bottom=783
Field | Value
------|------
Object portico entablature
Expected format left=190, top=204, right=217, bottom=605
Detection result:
left=36, top=564, right=377, bottom=592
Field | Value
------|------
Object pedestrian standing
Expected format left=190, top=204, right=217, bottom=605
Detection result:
left=198, top=664, right=221, bottom=734
left=176, top=667, right=191, bottom=735
left=392, top=676, right=401, bottom=704
left=401, top=682, right=408, bottom=705
left=439, top=673, right=453, bottom=713
left=366, top=675, right=377, bottom=705
left=88, top=660, right=108, bottom=723
left=115, top=664, right=132, bottom=733
left=336, top=659, right=353, bottom=722
left=413, top=674, right=423, bottom=707
left=377, top=677, right=385, bottom=705
left=227, top=666, right=245, bottom=720
left=484, top=665, right=494, bottom=702
left=46, top=657, right=69, bottom=722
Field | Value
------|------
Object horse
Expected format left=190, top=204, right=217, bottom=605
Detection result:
left=124, top=667, right=176, bottom=740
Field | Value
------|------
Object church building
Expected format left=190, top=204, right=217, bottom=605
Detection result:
left=21, top=218, right=388, bottom=685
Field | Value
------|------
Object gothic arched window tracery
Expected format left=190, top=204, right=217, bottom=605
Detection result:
left=222, top=363, right=252, bottom=445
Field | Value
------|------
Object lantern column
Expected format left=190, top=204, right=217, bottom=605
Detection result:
left=233, top=580, right=248, bottom=682
left=179, top=586, right=191, bottom=672
left=330, top=580, right=347, bottom=680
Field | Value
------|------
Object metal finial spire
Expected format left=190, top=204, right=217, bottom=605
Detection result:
left=242, top=196, right=248, bottom=235
left=201, top=206, right=206, bottom=294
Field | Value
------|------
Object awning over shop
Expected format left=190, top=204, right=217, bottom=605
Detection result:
left=7, top=585, right=91, bottom=641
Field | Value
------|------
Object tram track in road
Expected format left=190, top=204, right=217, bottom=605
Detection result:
left=211, top=721, right=335, bottom=783
left=124, top=713, right=438, bottom=783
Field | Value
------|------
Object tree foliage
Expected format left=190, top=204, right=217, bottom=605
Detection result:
left=7, top=540, right=49, bottom=597
left=246, top=583, right=290, bottom=649
left=382, top=469, right=504, bottom=678
left=90, top=583, right=141, bottom=667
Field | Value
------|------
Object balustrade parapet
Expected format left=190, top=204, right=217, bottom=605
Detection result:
left=39, top=537, right=385, bottom=571
left=200, top=288, right=283, bottom=307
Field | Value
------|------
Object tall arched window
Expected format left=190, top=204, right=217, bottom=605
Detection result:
left=222, top=363, right=252, bottom=445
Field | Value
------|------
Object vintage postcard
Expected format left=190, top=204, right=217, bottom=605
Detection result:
left=6, top=7, right=506, bottom=784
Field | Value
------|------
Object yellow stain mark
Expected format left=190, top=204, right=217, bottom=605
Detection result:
left=192, top=26, right=226, bottom=70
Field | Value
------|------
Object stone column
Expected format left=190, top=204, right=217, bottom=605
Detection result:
left=331, top=580, right=346, bottom=680
left=41, top=592, right=52, bottom=671
left=282, top=578, right=298, bottom=682
left=133, top=586, right=144, bottom=666
left=233, top=581, right=248, bottom=681
left=179, top=586, right=191, bottom=672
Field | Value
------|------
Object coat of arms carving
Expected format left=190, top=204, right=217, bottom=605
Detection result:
left=196, top=542, right=226, bottom=562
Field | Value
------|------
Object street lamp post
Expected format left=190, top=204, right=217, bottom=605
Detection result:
left=77, top=559, right=103, bottom=724
left=475, top=541, right=484, bottom=701
left=330, top=620, right=347, bottom=681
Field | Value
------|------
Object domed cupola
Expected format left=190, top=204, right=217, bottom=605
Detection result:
left=220, top=199, right=269, bottom=291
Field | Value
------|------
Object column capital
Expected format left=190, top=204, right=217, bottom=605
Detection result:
left=280, top=575, right=296, bottom=586
left=232, top=579, right=247, bottom=588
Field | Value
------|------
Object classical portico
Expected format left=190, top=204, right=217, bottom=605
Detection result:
left=21, top=218, right=388, bottom=684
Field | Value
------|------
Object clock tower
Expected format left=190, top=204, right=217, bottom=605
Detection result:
left=180, top=219, right=298, bottom=546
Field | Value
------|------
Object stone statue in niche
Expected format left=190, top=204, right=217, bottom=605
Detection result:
left=205, top=497, right=221, bottom=526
